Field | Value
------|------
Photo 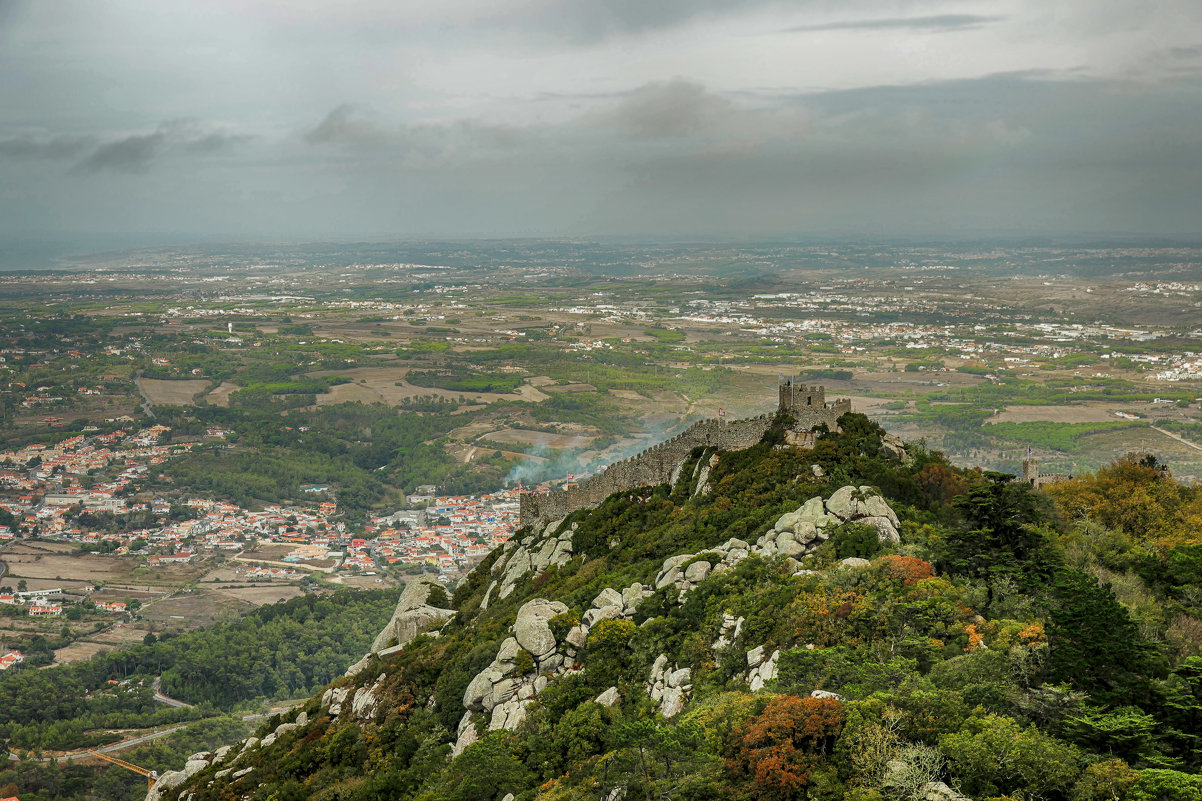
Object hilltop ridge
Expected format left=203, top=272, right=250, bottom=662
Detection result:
left=520, top=380, right=858, bottom=525
left=147, top=414, right=1202, bottom=801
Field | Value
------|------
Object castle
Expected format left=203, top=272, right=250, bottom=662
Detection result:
left=1021, top=456, right=1071, bottom=488
left=518, top=380, right=851, bottom=526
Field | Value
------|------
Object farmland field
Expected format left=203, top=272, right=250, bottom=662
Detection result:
left=137, top=378, right=210, bottom=405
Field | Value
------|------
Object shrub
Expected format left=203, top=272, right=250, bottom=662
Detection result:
left=514, top=649, right=536, bottom=676
left=548, top=610, right=580, bottom=643
left=825, top=523, right=883, bottom=560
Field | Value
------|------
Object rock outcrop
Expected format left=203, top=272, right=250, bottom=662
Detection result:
left=645, top=654, right=692, bottom=718
left=757, top=485, right=900, bottom=560
left=484, top=521, right=577, bottom=607
left=369, top=576, right=456, bottom=654
left=746, top=646, right=780, bottom=692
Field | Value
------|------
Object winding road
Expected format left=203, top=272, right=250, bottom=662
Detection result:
left=4, top=676, right=299, bottom=764
left=152, top=676, right=192, bottom=709
left=4, top=705, right=293, bottom=764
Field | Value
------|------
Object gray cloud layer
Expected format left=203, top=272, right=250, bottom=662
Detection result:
left=0, top=0, right=1200, bottom=242
left=786, top=14, right=1003, bottom=33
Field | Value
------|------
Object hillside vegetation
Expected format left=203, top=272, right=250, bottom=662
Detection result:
left=0, top=591, right=396, bottom=801
left=154, top=416, right=1202, bottom=801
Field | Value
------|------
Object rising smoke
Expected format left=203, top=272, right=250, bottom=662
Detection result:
left=503, top=418, right=693, bottom=486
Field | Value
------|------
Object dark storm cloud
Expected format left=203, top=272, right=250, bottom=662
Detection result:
left=786, top=14, right=1003, bottom=33
left=74, top=130, right=166, bottom=173
left=72, top=120, right=250, bottom=174
left=304, top=105, right=391, bottom=148
left=302, top=104, right=529, bottom=168
left=0, top=133, right=94, bottom=160
left=182, top=131, right=253, bottom=155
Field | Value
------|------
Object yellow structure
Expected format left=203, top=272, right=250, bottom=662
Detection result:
left=89, top=750, right=158, bottom=792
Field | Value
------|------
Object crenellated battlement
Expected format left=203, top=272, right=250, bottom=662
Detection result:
left=518, top=380, right=851, bottom=526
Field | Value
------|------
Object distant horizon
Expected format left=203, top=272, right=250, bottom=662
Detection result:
left=4, top=231, right=1202, bottom=275
left=2, top=2, right=1200, bottom=247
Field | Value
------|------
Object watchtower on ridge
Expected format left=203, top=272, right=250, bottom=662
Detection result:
left=778, top=379, right=826, bottom=415
left=777, top=378, right=850, bottom=430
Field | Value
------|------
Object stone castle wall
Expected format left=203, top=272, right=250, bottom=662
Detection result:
left=519, top=382, right=851, bottom=526
left=1022, top=458, right=1070, bottom=488
left=519, top=415, right=774, bottom=525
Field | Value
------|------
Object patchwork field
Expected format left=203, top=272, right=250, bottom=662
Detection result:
left=210, top=584, right=306, bottom=606
left=309, top=366, right=550, bottom=406
left=205, top=380, right=240, bottom=406
left=139, top=588, right=253, bottom=627
left=988, top=404, right=1142, bottom=423
left=1, top=542, right=141, bottom=585
left=137, top=378, right=211, bottom=405
left=53, top=626, right=149, bottom=665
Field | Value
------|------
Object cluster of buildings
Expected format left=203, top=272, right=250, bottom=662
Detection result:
left=0, top=425, right=192, bottom=534
left=543, top=284, right=1191, bottom=380
left=2, top=467, right=519, bottom=584
left=1156, top=355, right=1202, bottom=382
left=0, top=587, right=126, bottom=617
left=364, top=490, right=520, bottom=575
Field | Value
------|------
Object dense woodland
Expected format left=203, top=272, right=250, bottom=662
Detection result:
left=160, top=415, right=1202, bottom=801
left=0, top=591, right=395, bottom=764
left=150, top=401, right=515, bottom=512
left=0, top=715, right=251, bottom=801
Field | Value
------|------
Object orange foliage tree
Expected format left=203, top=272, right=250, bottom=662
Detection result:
left=875, top=555, right=936, bottom=586
left=1046, top=456, right=1202, bottom=548
left=913, top=461, right=969, bottom=506
left=729, top=695, right=845, bottom=800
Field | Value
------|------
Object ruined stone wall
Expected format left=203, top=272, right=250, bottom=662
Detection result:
left=519, top=383, right=853, bottom=525
left=519, top=415, right=774, bottom=526
left=778, top=381, right=849, bottom=430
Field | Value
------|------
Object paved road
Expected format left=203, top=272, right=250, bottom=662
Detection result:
left=6, top=725, right=186, bottom=763
left=4, top=707, right=292, bottom=764
left=132, top=373, right=156, bottom=420
left=152, top=676, right=193, bottom=709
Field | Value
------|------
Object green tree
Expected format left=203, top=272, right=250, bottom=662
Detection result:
left=445, top=733, right=533, bottom=801
left=1125, top=769, right=1202, bottom=801
left=1047, top=569, right=1150, bottom=703
left=584, top=618, right=636, bottom=690
left=939, top=713, right=1081, bottom=798
left=1158, top=656, right=1202, bottom=767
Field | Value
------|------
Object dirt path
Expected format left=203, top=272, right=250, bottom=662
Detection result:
left=132, top=374, right=156, bottom=419
left=1151, top=426, right=1202, bottom=452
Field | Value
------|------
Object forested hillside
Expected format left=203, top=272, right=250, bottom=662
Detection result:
left=152, top=415, right=1202, bottom=800
left=0, top=590, right=396, bottom=801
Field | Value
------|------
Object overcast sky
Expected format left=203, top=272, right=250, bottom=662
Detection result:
left=1, top=0, right=1200, bottom=244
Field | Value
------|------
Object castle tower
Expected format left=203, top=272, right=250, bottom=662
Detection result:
left=1022, top=454, right=1039, bottom=486
left=778, top=378, right=827, bottom=415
